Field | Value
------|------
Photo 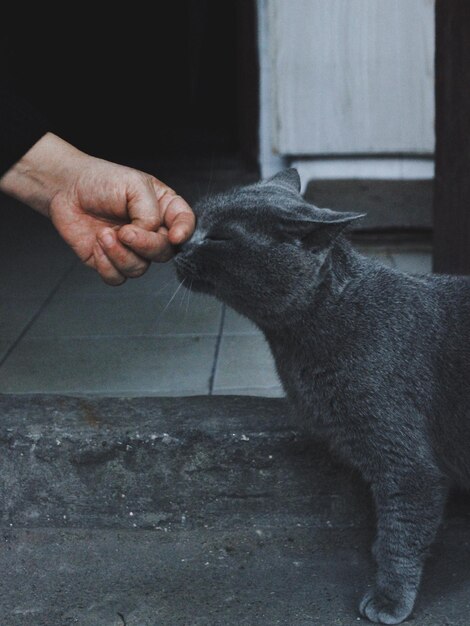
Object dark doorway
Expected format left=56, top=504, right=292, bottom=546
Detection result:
left=3, top=1, right=258, bottom=171
left=433, top=0, right=470, bottom=275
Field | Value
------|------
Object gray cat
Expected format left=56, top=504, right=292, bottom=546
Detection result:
left=174, top=168, right=468, bottom=624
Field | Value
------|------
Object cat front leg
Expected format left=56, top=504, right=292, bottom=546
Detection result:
left=359, top=469, right=448, bottom=625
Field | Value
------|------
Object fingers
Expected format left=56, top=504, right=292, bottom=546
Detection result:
left=165, top=196, right=196, bottom=245
left=96, top=173, right=194, bottom=274
left=126, top=175, right=163, bottom=231
left=151, top=180, right=195, bottom=245
left=127, top=174, right=194, bottom=247
left=93, top=242, right=126, bottom=286
left=117, top=224, right=174, bottom=262
left=97, top=228, right=150, bottom=281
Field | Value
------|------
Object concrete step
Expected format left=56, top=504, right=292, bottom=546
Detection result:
left=4, top=524, right=470, bottom=626
left=2, top=526, right=371, bottom=626
left=304, top=179, right=432, bottom=232
left=0, top=394, right=372, bottom=531
left=1, top=394, right=470, bottom=625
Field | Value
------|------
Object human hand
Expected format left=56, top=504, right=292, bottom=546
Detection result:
left=48, top=148, right=195, bottom=285
left=0, top=133, right=195, bottom=285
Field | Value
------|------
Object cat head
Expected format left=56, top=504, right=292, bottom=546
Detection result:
left=174, top=169, right=364, bottom=327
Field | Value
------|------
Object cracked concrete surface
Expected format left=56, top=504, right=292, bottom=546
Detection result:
left=0, top=394, right=372, bottom=530
left=1, top=394, right=470, bottom=625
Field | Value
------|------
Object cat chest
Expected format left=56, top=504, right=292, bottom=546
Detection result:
left=271, top=346, right=344, bottom=426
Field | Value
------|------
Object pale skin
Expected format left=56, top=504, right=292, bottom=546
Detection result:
left=0, top=132, right=196, bottom=285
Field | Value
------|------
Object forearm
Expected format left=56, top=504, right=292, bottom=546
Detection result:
left=0, top=130, right=194, bottom=283
left=0, top=132, right=88, bottom=216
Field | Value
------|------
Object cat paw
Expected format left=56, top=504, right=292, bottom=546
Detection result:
left=359, top=589, right=413, bottom=624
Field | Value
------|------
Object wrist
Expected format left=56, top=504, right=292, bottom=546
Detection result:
left=0, top=132, right=89, bottom=217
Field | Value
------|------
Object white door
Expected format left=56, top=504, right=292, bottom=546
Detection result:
left=259, top=0, right=435, bottom=170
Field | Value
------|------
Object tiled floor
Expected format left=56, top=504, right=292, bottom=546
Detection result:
left=0, top=197, right=432, bottom=397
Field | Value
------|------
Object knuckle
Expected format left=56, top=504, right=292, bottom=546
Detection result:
left=151, top=176, right=174, bottom=193
left=135, top=232, right=154, bottom=250
left=126, top=262, right=149, bottom=278
left=156, top=186, right=177, bottom=203
left=132, top=170, right=148, bottom=185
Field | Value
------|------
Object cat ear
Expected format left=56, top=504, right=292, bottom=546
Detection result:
left=312, top=208, right=366, bottom=226
left=262, top=168, right=301, bottom=193
left=282, top=206, right=366, bottom=247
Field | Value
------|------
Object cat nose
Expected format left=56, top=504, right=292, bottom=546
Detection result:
left=174, top=239, right=196, bottom=256
left=175, top=230, right=203, bottom=255
left=178, top=229, right=204, bottom=249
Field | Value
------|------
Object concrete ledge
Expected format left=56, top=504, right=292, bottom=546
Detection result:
left=304, top=179, right=432, bottom=231
left=0, top=394, right=372, bottom=530
left=1, top=394, right=470, bottom=625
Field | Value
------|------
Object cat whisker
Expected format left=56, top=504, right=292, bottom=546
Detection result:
left=152, top=273, right=179, bottom=296
left=178, top=278, right=189, bottom=312
left=184, top=279, right=193, bottom=319
left=176, top=282, right=184, bottom=311
left=159, top=279, right=186, bottom=317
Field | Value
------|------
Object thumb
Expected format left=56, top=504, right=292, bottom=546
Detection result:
left=126, top=175, right=162, bottom=231
left=151, top=179, right=195, bottom=244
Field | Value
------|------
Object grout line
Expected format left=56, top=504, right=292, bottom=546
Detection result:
left=0, top=389, right=214, bottom=397
left=0, top=260, right=78, bottom=370
left=208, top=304, right=226, bottom=395
left=24, top=332, right=223, bottom=340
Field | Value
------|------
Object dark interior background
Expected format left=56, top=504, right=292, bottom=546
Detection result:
left=2, top=1, right=258, bottom=168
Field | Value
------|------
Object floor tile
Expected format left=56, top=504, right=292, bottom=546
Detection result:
left=0, top=205, right=76, bottom=298
left=223, top=308, right=261, bottom=335
left=213, top=335, right=281, bottom=394
left=27, top=291, right=222, bottom=338
left=213, top=386, right=285, bottom=397
left=0, top=340, right=12, bottom=362
left=391, top=251, right=432, bottom=274
left=0, top=336, right=216, bottom=395
left=0, top=298, right=45, bottom=339
left=57, top=260, right=178, bottom=297
left=0, top=249, right=75, bottom=299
